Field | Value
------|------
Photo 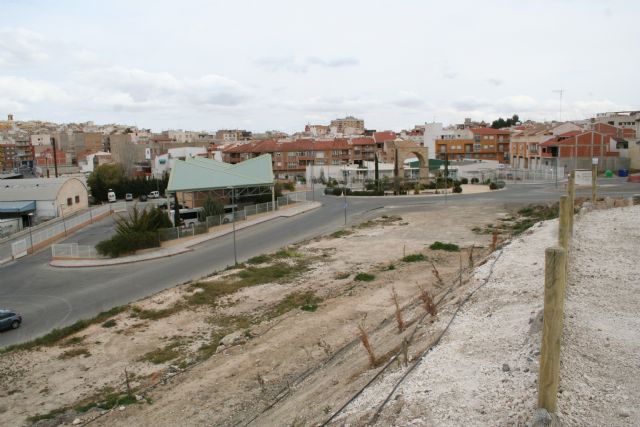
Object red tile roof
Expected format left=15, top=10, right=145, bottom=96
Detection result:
left=373, top=131, right=396, bottom=142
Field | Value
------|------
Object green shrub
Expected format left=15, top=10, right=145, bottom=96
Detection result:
left=354, top=272, right=375, bottom=282
left=96, top=231, right=160, bottom=258
left=403, top=253, right=425, bottom=262
left=489, top=182, right=498, bottom=190
left=453, top=185, right=462, bottom=193
left=460, top=178, right=469, bottom=184
left=470, top=177, right=479, bottom=184
left=429, top=241, right=460, bottom=252
left=101, top=319, right=117, bottom=328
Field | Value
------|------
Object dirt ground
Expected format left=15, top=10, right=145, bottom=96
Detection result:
left=0, top=202, right=509, bottom=427
left=2, top=199, right=636, bottom=427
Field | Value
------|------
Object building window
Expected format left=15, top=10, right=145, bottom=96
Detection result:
left=287, top=162, right=297, bottom=168
left=332, top=160, right=340, bottom=165
left=67, top=197, right=72, bottom=206
left=75, top=195, right=80, bottom=203
left=474, top=144, right=481, bottom=152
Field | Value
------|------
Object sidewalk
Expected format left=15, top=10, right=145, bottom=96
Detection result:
left=50, top=202, right=321, bottom=268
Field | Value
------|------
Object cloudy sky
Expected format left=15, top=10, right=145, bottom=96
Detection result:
left=1, top=0, right=638, bottom=132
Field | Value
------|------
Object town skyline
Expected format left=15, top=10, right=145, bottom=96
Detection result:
left=2, top=0, right=639, bottom=133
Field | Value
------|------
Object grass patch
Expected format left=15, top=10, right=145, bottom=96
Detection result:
left=473, top=203, right=560, bottom=236
left=429, top=241, right=460, bottom=252
left=234, top=262, right=308, bottom=286
left=357, top=215, right=402, bottom=229
left=101, top=319, right=117, bottom=328
left=210, top=314, right=252, bottom=330
left=131, top=304, right=183, bottom=320
left=247, top=254, right=271, bottom=264
left=197, top=332, right=226, bottom=361
left=269, top=291, right=322, bottom=317
left=188, top=261, right=309, bottom=307
left=402, top=253, right=426, bottom=262
left=386, top=264, right=396, bottom=270
left=58, top=347, right=91, bottom=359
left=140, top=341, right=181, bottom=364
left=1, top=305, right=128, bottom=354
left=27, top=408, right=68, bottom=424
left=330, top=229, right=353, bottom=238
left=354, top=272, right=376, bottom=282
left=75, top=391, right=138, bottom=413
left=62, top=336, right=85, bottom=346
left=274, top=248, right=302, bottom=258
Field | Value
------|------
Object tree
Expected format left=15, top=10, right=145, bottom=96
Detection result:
left=491, top=114, right=521, bottom=129
left=199, top=195, right=224, bottom=221
left=88, top=164, right=124, bottom=202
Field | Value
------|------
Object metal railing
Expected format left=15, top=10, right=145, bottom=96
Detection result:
left=51, top=243, right=101, bottom=259
left=158, top=191, right=309, bottom=244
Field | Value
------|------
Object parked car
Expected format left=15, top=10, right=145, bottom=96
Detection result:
left=125, top=193, right=133, bottom=201
left=139, top=194, right=148, bottom=202
left=0, top=309, right=22, bottom=331
left=148, top=190, right=160, bottom=199
left=107, top=189, right=116, bottom=203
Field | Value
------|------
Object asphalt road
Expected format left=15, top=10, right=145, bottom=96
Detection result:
left=1, top=180, right=637, bottom=348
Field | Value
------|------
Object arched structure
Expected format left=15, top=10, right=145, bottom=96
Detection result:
left=388, top=139, right=430, bottom=184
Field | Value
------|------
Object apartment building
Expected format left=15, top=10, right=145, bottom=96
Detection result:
left=223, top=131, right=412, bottom=179
left=435, top=128, right=510, bottom=163
left=215, top=129, right=252, bottom=142
left=539, top=130, right=625, bottom=172
left=0, top=144, right=17, bottom=172
left=329, top=116, right=365, bottom=135
left=591, top=111, right=640, bottom=135
left=510, top=122, right=583, bottom=169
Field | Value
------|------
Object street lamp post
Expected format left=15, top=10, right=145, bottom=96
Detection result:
left=343, top=187, right=347, bottom=226
left=60, top=204, right=67, bottom=236
left=28, top=213, right=34, bottom=254
left=228, top=186, right=238, bottom=265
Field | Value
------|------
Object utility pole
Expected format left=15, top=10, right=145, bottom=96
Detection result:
left=50, top=137, right=59, bottom=178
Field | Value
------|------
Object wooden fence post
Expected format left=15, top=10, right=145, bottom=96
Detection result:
left=591, top=164, right=597, bottom=204
left=538, top=246, right=567, bottom=413
left=567, top=171, right=575, bottom=235
left=558, top=195, right=570, bottom=250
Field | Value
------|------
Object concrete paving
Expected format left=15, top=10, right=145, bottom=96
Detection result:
left=50, top=202, right=321, bottom=267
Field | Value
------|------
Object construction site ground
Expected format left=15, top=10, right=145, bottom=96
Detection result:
left=1, top=200, right=638, bottom=427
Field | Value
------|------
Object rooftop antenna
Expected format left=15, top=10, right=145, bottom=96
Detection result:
left=552, top=89, right=564, bottom=121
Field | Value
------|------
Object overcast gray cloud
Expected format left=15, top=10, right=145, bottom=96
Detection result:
left=0, top=0, right=638, bottom=131
left=0, top=27, right=49, bottom=66
left=255, top=56, right=359, bottom=73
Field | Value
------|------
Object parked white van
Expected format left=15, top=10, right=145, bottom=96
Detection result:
left=148, top=191, right=160, bottom=199
left=107, top=189, right=116, bottom=203
left=169, top=208, right=201, bottom=227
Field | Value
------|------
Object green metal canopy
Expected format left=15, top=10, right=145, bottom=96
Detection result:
left=166, top=154, right=274, bottom=193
